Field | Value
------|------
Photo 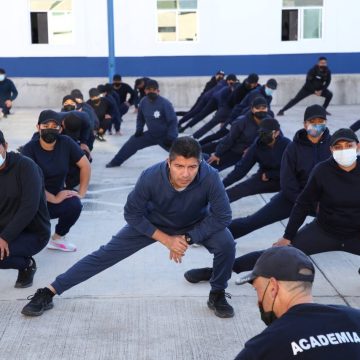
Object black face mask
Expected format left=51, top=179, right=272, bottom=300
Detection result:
left=113, top=83, right=121, bottom=89
left=259, top=131, right=274, bottom=145
left=147, top=93, right=158, bottom=101
left=258, top=281, right=277, bottom=326
left=40, top=128, right=60, bottom=144
left=254, top=111, right=267, bottom=120
left=63, top=105, right=76, bottom=112
left=319, top=65, right=327, bottom=71
left=91, top=99, right=101, bottom=106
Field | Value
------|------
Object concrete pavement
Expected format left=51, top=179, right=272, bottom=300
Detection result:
left=0, top=104, right=360, bottom=360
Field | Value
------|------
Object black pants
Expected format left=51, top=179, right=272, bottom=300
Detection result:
left=281, top=86, right=333, bottom=112
left=232, top=219, right=360, bottom=274
left=229, top=192, right=295, bottom=239
left=226, top=175, right=280, bottom=203
left=200, top=128, right=229, bottom=146
left=193, top=107, right=231, bottom=139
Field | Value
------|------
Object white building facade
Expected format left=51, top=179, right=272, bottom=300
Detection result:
left=1, top=0, right=359, bottom=106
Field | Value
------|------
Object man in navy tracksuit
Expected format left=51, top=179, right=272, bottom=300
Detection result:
left=106, top=79, right=178, bottom=168
left=184, top=105, right=332, bottom=283
left=0, top=68, right=18, bottom=117
left=179, top=74, right=238, bottom=133
left=223, top=118, right=291, bottom=203
left=230, top=79, right=277, bottom=121
left=278, top=57, right=333, bottom=116
left=22, top=137, right=236, bottom=319
left=204, top=97, right=269, bottom=172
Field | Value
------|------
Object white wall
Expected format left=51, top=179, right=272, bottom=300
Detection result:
left=0, top=0, right=359, bottom=58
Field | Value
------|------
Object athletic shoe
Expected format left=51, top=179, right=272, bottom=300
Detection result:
left=207, top=290, right=234, bottom=318
left=15, top=258, right=37, bottom=288
left=21, top=288, right=54, bottom=316
left=277, top=110, right=285, bottom=116
left=184, top=267, right=212, bottom=283
left=105, top=162, right=120, bottom=168
left=47, top=236, right=77, bottom=252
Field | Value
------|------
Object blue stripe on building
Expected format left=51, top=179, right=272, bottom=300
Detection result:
left=2, top=52, right=360, bottom=77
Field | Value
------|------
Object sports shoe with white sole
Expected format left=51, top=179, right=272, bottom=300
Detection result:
left=47, top=236, right=77, bottom=252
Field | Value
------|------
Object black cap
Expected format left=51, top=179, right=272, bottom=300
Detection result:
left=246, top=73, right=259, bottom=84
left=89, top=88, right=100, bottom=98
left=62, top=95, right=76, bottom=104
left=216, top=70, right=225, bottom=76
left=330, top=128, right=359, bottom=146
left=304, top=104, right=327, bottom=122
left=38, top=110, right=62, bottom=125
left=70, top=89, right=84, bottom=100
left=0, top=130, right=5, bottom=145
left=97, top=84, right=106, bottom=93
left=237, top=246, right=315, bottom=285
left=259, top=118, right=280, bottom=132
left=113, top=74, right=122, bottom=81
left=266, top=78, right=278, bottom=90
left=226, top=74, right=237, bottom=82
left=251, top=96, right=267, bottom=108
left=145, top=79, right=159, bottom=89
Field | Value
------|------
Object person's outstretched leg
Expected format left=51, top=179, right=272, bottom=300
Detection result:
left=321, top=89, right=333, bottom=109
left=21, top=226, right=155, bottom=316
left=278, top=87, right=311, bottom=114
left=107, top=131, right=157, bottom=167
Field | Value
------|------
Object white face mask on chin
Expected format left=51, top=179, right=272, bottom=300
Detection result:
left=0, top=152, right=6, bottom=167
left=333, top=148, right=357, bottom=167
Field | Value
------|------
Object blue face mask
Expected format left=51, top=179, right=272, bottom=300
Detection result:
left=307, top=124, right=326, bottom=137
left=0, top=74, right=5, bottom=82
left=265, top=87, right=273, bottom=96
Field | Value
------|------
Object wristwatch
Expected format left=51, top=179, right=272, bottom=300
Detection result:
left=184, top=233, right=193, bottom=245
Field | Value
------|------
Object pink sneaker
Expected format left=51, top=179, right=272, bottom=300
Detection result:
left=47, top=236, right=77, bottom=252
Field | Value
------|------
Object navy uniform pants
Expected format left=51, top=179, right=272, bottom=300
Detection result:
left=109, top=131, right=170, bottom=166
left=51, top=225, right=236, bottom=294
left=47, top=197, right=83, bottom=236
left=232, top=219, right=360, bottom=274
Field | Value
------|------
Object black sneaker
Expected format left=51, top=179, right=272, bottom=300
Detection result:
left=15, top=258, right=37, bottom=288
left=277, top=110, right=285, bottom=116
left=207, top=290, right=234, bottom=318
left=21, top=288, right=54, bottom=316
left=105, top=162, right=120, bottom=168
left=184, top=267, right=213, bottom=283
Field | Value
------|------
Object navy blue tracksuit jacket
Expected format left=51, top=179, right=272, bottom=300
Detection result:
left=215, top=111, right=260, bottom=157
left=136, top=95, right=178, bottom=141
left=223, top=134, right=291, bottom=187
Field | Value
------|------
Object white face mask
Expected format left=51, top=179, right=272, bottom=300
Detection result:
left=332, top=148, right=357, bottom=167
left=0, top=152, right=6, bottom=167
left=0, top=74, right=5, bottom=81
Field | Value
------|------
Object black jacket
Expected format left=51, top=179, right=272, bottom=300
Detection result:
left=280, top=128, right=331, bottom=203
left=0, top=152, right=50, bottom=243
left=284, top=157, right=360, bottom=240
left=304, top=65, right=331, bottom=92
left=223, top=135, right=291, bottom=187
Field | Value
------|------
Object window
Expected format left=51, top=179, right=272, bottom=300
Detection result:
left=30, top=0, right=73, bottom=44
left=281, top=0, right=323, bottom=41
left=157, top=0, right=197, bottom=41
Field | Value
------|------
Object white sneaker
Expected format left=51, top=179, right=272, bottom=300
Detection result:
left=0, top=110, right=4, bottom=119
left=47, top=236, right=77, bottom=252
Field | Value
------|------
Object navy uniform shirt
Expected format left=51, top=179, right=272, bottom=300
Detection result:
left=235, top=303, right=360, bottom=360
left=22, top=135, right=84, bottom=195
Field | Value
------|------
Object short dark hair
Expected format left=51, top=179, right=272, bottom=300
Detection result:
left=318, top=56, right=327, bottom=61
left=169, top=137, right=202, bottom=161
left=0, top=68, right=5, bottom=74
left=113, top=74, right=122, bottom=81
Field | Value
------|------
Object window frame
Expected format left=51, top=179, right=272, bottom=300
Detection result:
left=156, top=0, right=198, bottom=42
left=29, top=0, right=73, bottom=45
left=281, top=1, right=324, bottom=42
